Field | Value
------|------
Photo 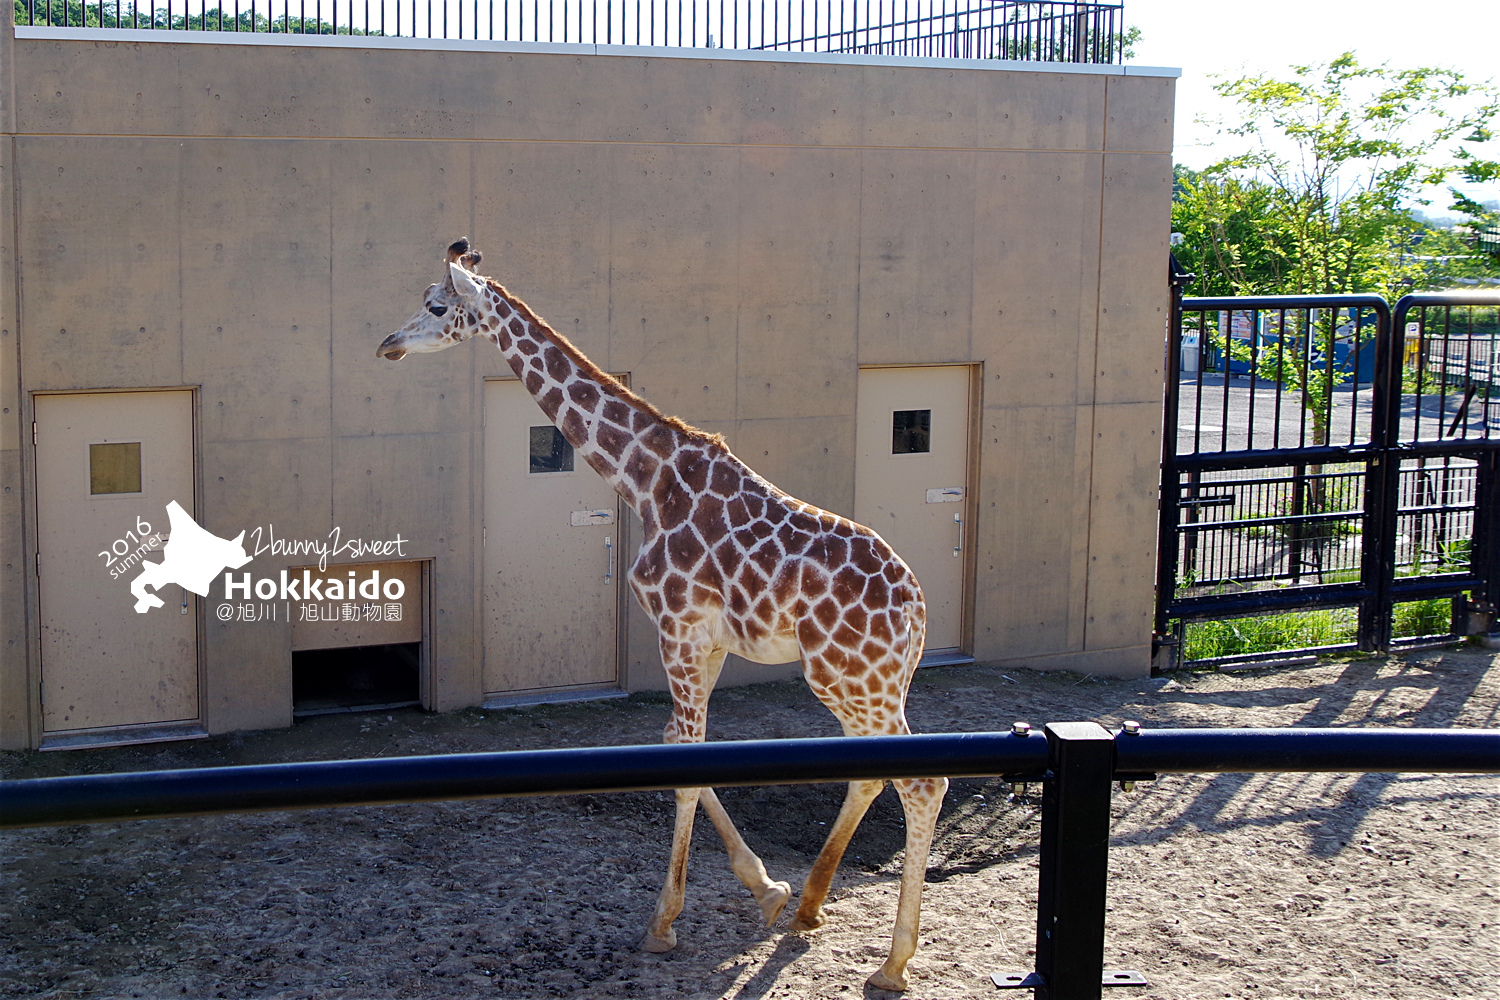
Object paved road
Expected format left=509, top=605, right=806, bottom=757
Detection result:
left=1174, top=373, right=1496, bottom=457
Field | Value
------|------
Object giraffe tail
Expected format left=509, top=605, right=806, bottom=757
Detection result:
left=900, top=599, right=927, bottom=685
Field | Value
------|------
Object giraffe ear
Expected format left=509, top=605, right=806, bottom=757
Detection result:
left=448, top=262, right=484, bottom=303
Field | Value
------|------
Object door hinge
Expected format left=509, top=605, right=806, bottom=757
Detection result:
left=32, top=422, right=37, bottom=445
left=34, top=552, right=40, bottom=577
left=482, top=526, right=486, bottom=548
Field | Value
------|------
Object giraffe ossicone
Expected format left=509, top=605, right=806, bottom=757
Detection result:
left=378, top=238, right=949, bottom=992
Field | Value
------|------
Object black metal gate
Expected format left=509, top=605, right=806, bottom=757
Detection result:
left=1156, top=268, right=1500, bottom=668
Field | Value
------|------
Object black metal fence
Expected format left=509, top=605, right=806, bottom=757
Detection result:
left=12, top=0, right=1127, bottom=61
left=1158, top=278, right=1500, bottom=666
left=3, top=725, right=1496, bottom=999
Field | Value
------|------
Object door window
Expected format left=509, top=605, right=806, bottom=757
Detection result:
left=529, top=426, right=575, bottom=473
left=89, top=442, right=143, bottom=494
left=891, top=409, right=932, bottom=454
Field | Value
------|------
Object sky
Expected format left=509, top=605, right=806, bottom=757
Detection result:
left=1123, top=0, right=1500, bottom=212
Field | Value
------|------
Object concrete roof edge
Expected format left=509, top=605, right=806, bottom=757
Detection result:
left=14, top=25, right=1181, bottom=77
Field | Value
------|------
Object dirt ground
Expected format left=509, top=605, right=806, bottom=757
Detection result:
left=1, top=646, right=1496, bottom=1000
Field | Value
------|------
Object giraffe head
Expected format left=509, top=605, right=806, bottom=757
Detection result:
left=376, top=238, right=490, bottom=361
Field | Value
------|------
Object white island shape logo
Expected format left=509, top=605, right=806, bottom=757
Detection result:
left=130, top=501, right=252, bottom=613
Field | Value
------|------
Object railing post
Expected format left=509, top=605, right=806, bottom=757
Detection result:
left=1033, top=722, right=1115, bottom=1000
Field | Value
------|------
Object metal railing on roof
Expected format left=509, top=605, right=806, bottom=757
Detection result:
left=13, top=0, right=1127, bottom=63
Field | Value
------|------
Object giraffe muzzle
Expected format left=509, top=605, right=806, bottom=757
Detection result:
left=375, top=336, right=408, bottom=361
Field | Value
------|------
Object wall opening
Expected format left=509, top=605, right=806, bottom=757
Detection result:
left=292, top=642, right=421, bottom=717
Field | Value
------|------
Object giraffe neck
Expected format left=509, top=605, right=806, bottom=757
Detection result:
left=478, top=279, right=698, bottom=519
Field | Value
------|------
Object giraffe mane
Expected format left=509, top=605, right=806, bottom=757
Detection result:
left=480, top=276, right=727, bottom=450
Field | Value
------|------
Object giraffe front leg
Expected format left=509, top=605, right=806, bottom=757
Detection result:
left=699, top=788, right=791, bottom=925
left=642, top=785, right=703, bottom=952
left=867, top=776, right=948, bottom=992
left=641, top=634, right=720, bottom=953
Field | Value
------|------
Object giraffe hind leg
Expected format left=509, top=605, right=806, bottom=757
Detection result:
left=789, top=777, right=884, bottom=931
left=790, top=645, right=912, bottom=932
left=866, top=775, right=949, bottom=992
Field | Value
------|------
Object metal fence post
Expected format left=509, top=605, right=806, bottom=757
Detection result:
left=1360, top=298, right=1399, bottom=651
left=1154, top=254, right=1196, bottom=670
left=1033, top=721, right=1116, bottom=1000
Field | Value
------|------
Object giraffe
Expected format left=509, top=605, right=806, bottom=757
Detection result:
left=376, top=239, right=949, bottom=991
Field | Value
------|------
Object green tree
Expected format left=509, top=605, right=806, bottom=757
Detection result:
left=1180, top=52, right=1498, bottom=298
left=1449, top=128, right=1500, bottom=259
left=1171, top=164, right=1289, bottom=296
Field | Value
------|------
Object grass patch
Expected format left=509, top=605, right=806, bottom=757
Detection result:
left=1183, top=608, right=1358, bottom=661
left=1181, top=597, right=1456, bottom=661
left=1392, top=598, right=1454, bottom=639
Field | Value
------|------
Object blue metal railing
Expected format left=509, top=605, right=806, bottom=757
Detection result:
left=6, top=723, right=1493, bottom=999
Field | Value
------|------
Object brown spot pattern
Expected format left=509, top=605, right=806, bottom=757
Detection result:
left=655, top=468, right=692, bottom=531
left=642, top=424, right=676, bottom=459
left=677, top=449, right=710, bottom=492
left=543, top=345, right=570, bottom=383
left=624, top=448, right=658, bottom=491
left=709, top=462, right=742, bottom=497
left=667, top=530, right=706, bottom=572
left=568, top=381, right=600, bottom=409
left=691, top=500, right=729, bottom=546
left=538, top=387, right=564, bottom=419
left=597, top=423, right=632, bottom=460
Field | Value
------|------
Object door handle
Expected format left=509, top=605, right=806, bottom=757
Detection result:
left=953, top=513, right=963, bottom=558
left=604, top=535, right=613, bottom=582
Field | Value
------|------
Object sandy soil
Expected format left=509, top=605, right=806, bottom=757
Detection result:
left=1, top=647, right=1496, bottom=999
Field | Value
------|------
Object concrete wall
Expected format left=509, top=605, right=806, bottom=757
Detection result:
left=0, top=18, right=1175, bottom=748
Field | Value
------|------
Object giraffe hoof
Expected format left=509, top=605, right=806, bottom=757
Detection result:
left=788, top=907, right=826, bottom=932
left=866, top=968, right=909, bottom=992
left=755, top=881, right=792, bottom=926
left=641, top=929, right=677, bottom=953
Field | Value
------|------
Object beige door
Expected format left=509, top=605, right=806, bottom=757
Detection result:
left=34, top=391, right=198, bottom=733
left=483, top=379, right=619, bottom=696
left=855, top=366, right=971, bottom=651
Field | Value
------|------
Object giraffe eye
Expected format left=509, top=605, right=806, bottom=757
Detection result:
left=428, top=304, right=448, bottom=317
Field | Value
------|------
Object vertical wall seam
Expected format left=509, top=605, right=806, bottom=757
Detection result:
left=327, top=141, right=336, bottom=533
left=731, top=145, right=742, bottom=433
left=1080, top=80, right=1110, bottom=652
left=470, top=139, right=481, bottom=706
left=851, top=148, right=863, bottom=374
left=7, top=129, right=39, bottom=745
left=177, top=141, right=186, bottom=401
